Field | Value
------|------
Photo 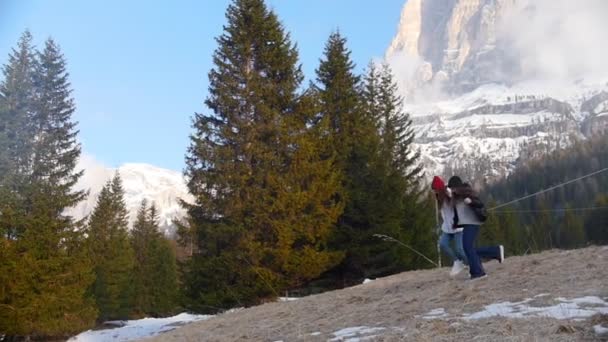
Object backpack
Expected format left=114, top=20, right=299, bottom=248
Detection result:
left=472, top=199, right=488, bottom=222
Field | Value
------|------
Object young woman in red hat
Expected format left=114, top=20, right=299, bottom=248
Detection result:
left=432, top=176, right=467, bottom=276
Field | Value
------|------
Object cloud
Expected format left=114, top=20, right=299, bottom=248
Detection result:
left=75, top=153, right=112, bottom=194
left=500, top=0, right=608, bottom=82
left=385, top=0, right=608, bottom=103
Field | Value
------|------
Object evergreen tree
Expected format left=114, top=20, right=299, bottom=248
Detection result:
left=131, top=200, right=159, bottom=315
left=131, top=201, right=179, bottom=316
left=355, top=62, right=432, bottom=274
left=182, top=0, right=342, bottom=312
left=376, top=64, right=431, bottom=270
left=479, top=200, right=501, bottom=247
left=0, top=36, right=96, bottom=338
left=529, top=197, right=553, bottom=251
left=87, top=172, right=135, bottom=321
left=314, top=33, right=384, bottom=283
left=559, top=206, right=586, bottom=249
left=585, top=195, right=608, bottom=245
left=500, top=211, right=525, bottom=255
left=0, top=31, right=36, bottom=240
left=0, top=32, right=37, bottom=331
left=147, top=203, right=179, bottom=316
left=151, top=235, right=179, bottom=316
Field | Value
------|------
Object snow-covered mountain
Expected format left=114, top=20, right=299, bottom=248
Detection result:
left=67, top=157, right=192, bottom=236
left=387, top=0, right=608, bottom=183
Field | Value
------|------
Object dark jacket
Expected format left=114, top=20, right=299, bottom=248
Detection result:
left=452, top=184, right=484, bottom=226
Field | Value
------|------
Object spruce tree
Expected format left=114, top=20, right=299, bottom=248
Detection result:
left=479, top=200, right=501, bottom=246
left=560, top=206, right=586, bottom=249
left=151, top=235, right=179, bottom=316
left=585, top=195, right=608, bottom=245
left=0, top=31, right=36, bottom=240
left=131, top=200, right=159, bottom=316
left=182, top=0, right=342, bottom=312
left=530, top=197, right=553, bottom=251
left=0, top=36, right=96, bottom=338
left=87, top=172, right=135, bottom=321
left=344, top=62, right=432, bottom=275
left=0, top=32, right=37, bottom=331
left=147, top=203, right=179, bottom=316
left=376, top=63, right=431, bottom=270
left=501, top=211, right=525, bottom=255
left=314, top=32, right=383, bottom=283
left=131, top=201, right=179, bottom=316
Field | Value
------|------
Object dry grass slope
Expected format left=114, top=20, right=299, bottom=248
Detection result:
left=144, top=246, right=608, bottom=341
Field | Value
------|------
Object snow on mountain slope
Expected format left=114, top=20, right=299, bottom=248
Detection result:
left=407, top=81, right=608, bottom=182
left=386, top=0, right=608, bottom=183
left=67, top=157, right=192, bottom=236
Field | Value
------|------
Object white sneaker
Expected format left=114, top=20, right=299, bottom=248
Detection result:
left=450, top=260, right=465, bottom=276
left=498, top=245, right=504, bottom=263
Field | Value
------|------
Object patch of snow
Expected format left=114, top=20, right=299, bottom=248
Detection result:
left=362, top=278, right=374, bottom=284
left=68, top=313, right=211, bottom=342
left=420, top=308, right=449, bottom=319
left=557, top=296, right=608, bottom=305
left=595, top=324, right=608, bottom=335
left=278, top=297, right=299, bottom=302
left=329, top=326, right=386, bottom=342
left=310, top=331, right=321, bottom=336
left=461, top=296, right=608, bottom=321
left=534, top=293, right=550, bottom=298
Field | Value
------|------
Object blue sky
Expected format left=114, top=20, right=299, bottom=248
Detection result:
left=0, top=0, right=405, bottom=171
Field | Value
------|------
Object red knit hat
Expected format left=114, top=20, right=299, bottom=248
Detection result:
left=431, top=176, right=446, bottom=191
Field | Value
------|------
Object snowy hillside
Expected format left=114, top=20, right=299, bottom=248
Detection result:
left=136, top=246, right=608, bottom=341
left=67, top=157, right=192, bottom=236
left=407, top=81, right=608, bottom=182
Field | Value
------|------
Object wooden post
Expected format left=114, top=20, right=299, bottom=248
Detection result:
left=434, top=193, right=442, bottom=268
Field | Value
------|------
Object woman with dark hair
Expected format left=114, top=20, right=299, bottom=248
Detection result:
left=448, top=176, right=504, bottom=280
left=432, top=176, right=467, bottom=276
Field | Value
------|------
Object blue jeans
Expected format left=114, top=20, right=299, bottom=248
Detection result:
left=462, top=225, right=501, bottom=278
left=439, top=232, right=467, bottom=264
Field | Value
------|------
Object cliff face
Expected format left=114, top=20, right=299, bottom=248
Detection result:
left=386, top=0, right=608, bottom=184
left=387, top=0, right=518, bottom=94
left=405, top=82, right=608, bottom=185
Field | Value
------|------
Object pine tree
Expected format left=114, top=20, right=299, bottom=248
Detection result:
left=131, top=200, right=159, bottom=316
left=529, top=197, right=553, bottom=252
left=585, top=195, right=608, bottom=245
left=479, top=200, right=501, bottom=247
left=348, top=62, right=432, bottom=275
left=87, top=172, right=135, bottom=321
left=0, top=31, right=36, bottom=240
left=501, top=211, right=525, bottom=255
left=182, top=0, right=342, bottom=312
left=314, top=32, right=385, bottom=283
left=0, top=32, right=37, bottom=331
left=151, top=235, right=179, bottom=316
left=377, top=64, right=431, bottom=270
left=0, top=36, right=96, bottom=338
left=560, top=206, right=586, bottom=249
left=147, top=203, right=179, bottom=316
left=131, top=201, right=179, bottom=316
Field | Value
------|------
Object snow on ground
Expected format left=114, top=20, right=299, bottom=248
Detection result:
left=418, top=308, right=449, bottom=320
left=68, top=313, right=211, bottom=342
left=278, top=297, right=299, bottom=302
left=595, top=324, right=608, bottom=335
left=419, top=296, right=608, bottom=322
left=329, top=326, right=386, bottom=342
